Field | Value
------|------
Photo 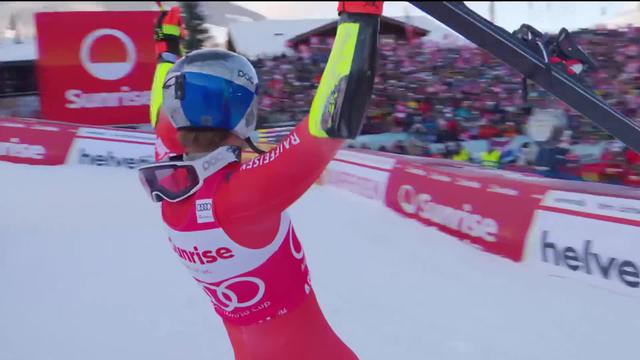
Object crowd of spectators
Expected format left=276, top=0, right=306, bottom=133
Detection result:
left=254, top=27, right=640, bottom=139
left=251, top=26, right=640, bottom=186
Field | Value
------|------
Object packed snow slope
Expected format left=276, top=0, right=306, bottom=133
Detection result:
left=1, top=162, right=639, bottom=360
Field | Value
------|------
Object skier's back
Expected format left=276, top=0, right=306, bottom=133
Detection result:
left=139, top=2, right=383, bottom=359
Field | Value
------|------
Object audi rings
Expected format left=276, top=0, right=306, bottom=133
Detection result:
left=289, top=225, right=304, bottom=260
left=199, top=277, right=266, bottom=312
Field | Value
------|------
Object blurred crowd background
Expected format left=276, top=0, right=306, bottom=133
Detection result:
left=1, top=14, right=638, bottom=187
left=252, top=27, right=640, bottom=187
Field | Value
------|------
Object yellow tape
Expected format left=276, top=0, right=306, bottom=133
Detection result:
left=150, top=62, right=174, bottom=127
left=162, top=24, right=181, bottom=37
left=308, top=22, right=359, bottom=138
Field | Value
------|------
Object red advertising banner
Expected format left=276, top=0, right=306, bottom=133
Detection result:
left=35, top=11, right=158, bottom=126
left=0, top=117, right=77, bottom=165
left=385, top=158, right=545, bottom=261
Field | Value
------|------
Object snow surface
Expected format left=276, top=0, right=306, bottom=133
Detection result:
left=1, top=161, right=639, bottom=360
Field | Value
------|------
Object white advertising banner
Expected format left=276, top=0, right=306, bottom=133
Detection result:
left=541, top=190, right=640, bottom=222
left=76, top=127, right=156, bottom=144
left=334, top=150, right=396, bottom=170
left=65, top=138, right=154, bottom=169
left=322, top=160, right=391, bottom=203
left=525, top=210, right=640, bottom=297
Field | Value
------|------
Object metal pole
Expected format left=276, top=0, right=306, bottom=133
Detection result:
left=489, top=1, right=495, bottom=23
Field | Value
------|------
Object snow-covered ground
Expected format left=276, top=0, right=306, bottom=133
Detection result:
left=1, top=162, right=639, bottom=360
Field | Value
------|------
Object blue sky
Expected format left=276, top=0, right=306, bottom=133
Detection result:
left=235, top=2, right=638, bottom=32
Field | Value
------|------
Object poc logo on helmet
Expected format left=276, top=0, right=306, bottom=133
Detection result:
left=237, top=70, right=255, bottom=85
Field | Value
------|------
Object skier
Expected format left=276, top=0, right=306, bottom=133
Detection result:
left=149, top=5, right=185, bottom=161
left=139, top=2, right=382, bottom=359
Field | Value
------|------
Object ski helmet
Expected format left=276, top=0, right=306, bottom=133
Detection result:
left=161, top=48, right=259, bottom=142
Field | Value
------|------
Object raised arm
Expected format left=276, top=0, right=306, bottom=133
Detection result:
left=216, top=2, right=382, bottom=229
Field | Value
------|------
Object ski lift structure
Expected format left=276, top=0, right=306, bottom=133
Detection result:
left=410, top=1, right=640, bottom=152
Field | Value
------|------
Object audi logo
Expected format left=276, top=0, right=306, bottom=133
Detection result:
left=198, top=277, right=265, bottom=312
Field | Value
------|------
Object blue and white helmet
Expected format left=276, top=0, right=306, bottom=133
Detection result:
left=161, top=49, right=259, bottom=140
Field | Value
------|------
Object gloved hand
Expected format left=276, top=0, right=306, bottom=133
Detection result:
left=154, top=6, right=184, bottom=58
left=337, top=1, right=384, bottom=16
left=550, top=57, right=584, bottom=76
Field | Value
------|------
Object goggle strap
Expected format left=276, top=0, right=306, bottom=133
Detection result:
left=246, top=137, right=267, bottom=154
left=195, top=145, right=242, bottom=179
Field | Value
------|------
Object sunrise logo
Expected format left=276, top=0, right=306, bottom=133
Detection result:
left=79, top=28, right=136, bottom=81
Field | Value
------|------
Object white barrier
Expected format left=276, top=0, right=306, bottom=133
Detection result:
left=6, top=116, right=640, bottom=298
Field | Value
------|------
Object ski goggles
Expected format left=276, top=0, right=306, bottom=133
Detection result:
left=138, top=146, right=240, bottom=203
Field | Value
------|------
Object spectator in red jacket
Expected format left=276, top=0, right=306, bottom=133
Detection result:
left=626, top=148, right=640, bottom=167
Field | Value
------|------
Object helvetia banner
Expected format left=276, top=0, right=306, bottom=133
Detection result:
left=524, top=191, right=640, bottom=297
left=35, top=11, right=158, bottom=126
